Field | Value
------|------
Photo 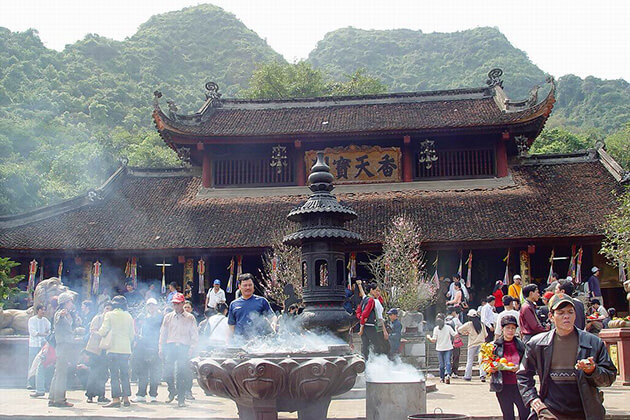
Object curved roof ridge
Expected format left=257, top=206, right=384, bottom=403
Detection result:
left=0, top=166, right=127, bottom=229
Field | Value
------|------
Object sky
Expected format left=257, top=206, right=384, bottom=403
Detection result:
left=1, top=0, right=629, bottom=81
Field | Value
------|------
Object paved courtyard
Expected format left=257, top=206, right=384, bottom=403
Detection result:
left=1, top=378, right=629, bottom=419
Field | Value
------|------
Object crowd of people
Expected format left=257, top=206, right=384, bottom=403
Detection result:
left=27, top=273, right=275, bottom=409
left=26, top=266, right=620, bottom=418
left=426, top=268, right=618, bottom=419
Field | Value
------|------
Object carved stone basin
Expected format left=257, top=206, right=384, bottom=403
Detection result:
left=192, top=344, right=364, bottom=420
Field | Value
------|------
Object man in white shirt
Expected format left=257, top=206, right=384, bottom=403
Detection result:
left=495, top=296, right=520, bottom=339
left=205, top=279, right=226, bottom=313
left=27, top=304, right=50, bottom=391
left=480, top=295, right=497, bottom=342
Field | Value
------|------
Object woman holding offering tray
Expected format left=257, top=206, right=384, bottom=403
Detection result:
left=486, top=315, right=528, bottom=420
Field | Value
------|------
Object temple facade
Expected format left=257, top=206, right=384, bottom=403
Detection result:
left=1, top=70, right=627, bottom=310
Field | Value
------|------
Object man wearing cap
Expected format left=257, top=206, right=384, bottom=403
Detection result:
left=508, top=275, right=523, bottom=302
left=519, top=284, right=549, bottom=344
left=132, top=298, right=163, bottom=403
left=159, top=292, right=198, bottom=407
left=387, top=308, right=403, bottom=357
left=518, top=294, right=616, bottom=419
left=205, top=279, right=226, bottom=313
left=587, top=267, right=603, bottom=305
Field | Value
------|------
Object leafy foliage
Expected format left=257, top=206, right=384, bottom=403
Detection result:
left=529, top=127, right=595, bottom=155
left=0, top=7, right=627, bottom=216
left=364, top=216, right=437, bottom=311
left=600, top=188, right=630, bottom=278
left=604, top=123, right=630, bottom=170
left=0, top=257, right=23, bottom=308
left=0, top=5, right=282, bottom=215
left=241, top=62, right=386, bottom=99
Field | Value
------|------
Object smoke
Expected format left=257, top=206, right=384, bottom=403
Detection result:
left=365, top=354, right=424, bottom=383
left=207, top=311, right=346, bottom=354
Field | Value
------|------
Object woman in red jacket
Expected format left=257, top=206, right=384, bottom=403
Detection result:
left=492, top=280, right=505, bottom=313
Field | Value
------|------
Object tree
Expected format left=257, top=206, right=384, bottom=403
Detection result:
left=605, top=123, right=630, bottom=170
left=365, top=216, right=437, bottom=311
left=600, top=188, right=630, bottom=278
left=530, top=127, right=594, bottom=155
left=0, top=257, right=23, bottom=308
left=260, top=231, right=303, bottom=306
left=241, top=61, right=386, bottom=99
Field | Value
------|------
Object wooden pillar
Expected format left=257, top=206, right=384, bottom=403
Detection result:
left=202, top=151, right=212, bottom=188
left=294, top=140, right=306, bottom=186
left=496, top=138, right=509, bottom=178
left=402, top=135, right=413, bottom=182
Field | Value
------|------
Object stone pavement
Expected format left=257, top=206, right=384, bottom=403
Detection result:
left=1, top=379, right=629, bottom=419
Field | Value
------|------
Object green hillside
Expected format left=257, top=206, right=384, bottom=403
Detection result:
left=308, top=27, right=630, bottom=135
left=307, top=27, right=546, bottom=98
left=0, top=5, right=283, bottom=214
left=0, top=5, right=627, bottom=215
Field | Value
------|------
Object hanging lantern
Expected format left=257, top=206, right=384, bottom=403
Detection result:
left=270, top=145, right=288, bottom=174
left=418, top=139, right=438, bottom=169
left=514, top=135, right=530, bottom=157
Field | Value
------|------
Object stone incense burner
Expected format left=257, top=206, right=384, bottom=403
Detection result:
left=192, top=152, right=364, bottom=420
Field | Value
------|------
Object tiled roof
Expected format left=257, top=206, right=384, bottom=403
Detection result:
left=154, top=85, right=555, bottom=139
left=0, top=160, right=619, bottom=251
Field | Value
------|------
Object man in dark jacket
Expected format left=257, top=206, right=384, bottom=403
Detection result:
left=517, top=294, right=616, bottom=420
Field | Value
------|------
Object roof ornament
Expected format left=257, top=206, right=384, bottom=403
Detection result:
left=486, top=68, right=504, bottom=88
left=205, top=82, right=223, bottom=107
left=166, top=100, right=179, bottom=120
left=87, top=189, right=104, bottom=202
left=153, top=90, right=162, bottom=108
left=527, top=85, right=540, bottom=107
left=119, top=156, right=129, bottom=167
left=514, top=135, right=530, bottom=157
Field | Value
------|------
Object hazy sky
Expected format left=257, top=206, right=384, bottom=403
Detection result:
left=1, top=0, right=629, bottom=81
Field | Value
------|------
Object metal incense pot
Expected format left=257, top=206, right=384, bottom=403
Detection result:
left=192, top=152, right=364, bottom=420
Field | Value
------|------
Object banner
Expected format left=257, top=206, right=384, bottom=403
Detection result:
left=432, top=253, right=440, bottom=287
left=130, top=257, right=138, bottom=289
left=236, top=256, right=243, bottom=289
left=519, top=251, right=531, bottom=285
left=347, top=252, right=357, bottom=290
left=546, top=249, right=555, bottom=284
left=184, top=259, right=194, bottom=292
left=305, top=145, right=402, bottom=184
left=58, top=260, right=63, bottom=282
left=92, top=261, right=101, bottom=295
left=28, top=260, right=38, bottom=294
left=567, top=245, right=577, bottom=280
left=575, top=247, right=583, bottom=285
left=226, top=258, right=235, bottom=293
left=503, top=249, right=511, bottom=285
left=466, top=250, right=472, bottom=288
left=161, top=259, right=166, bottom=294
left=198, top=259, right=206, bottom=294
